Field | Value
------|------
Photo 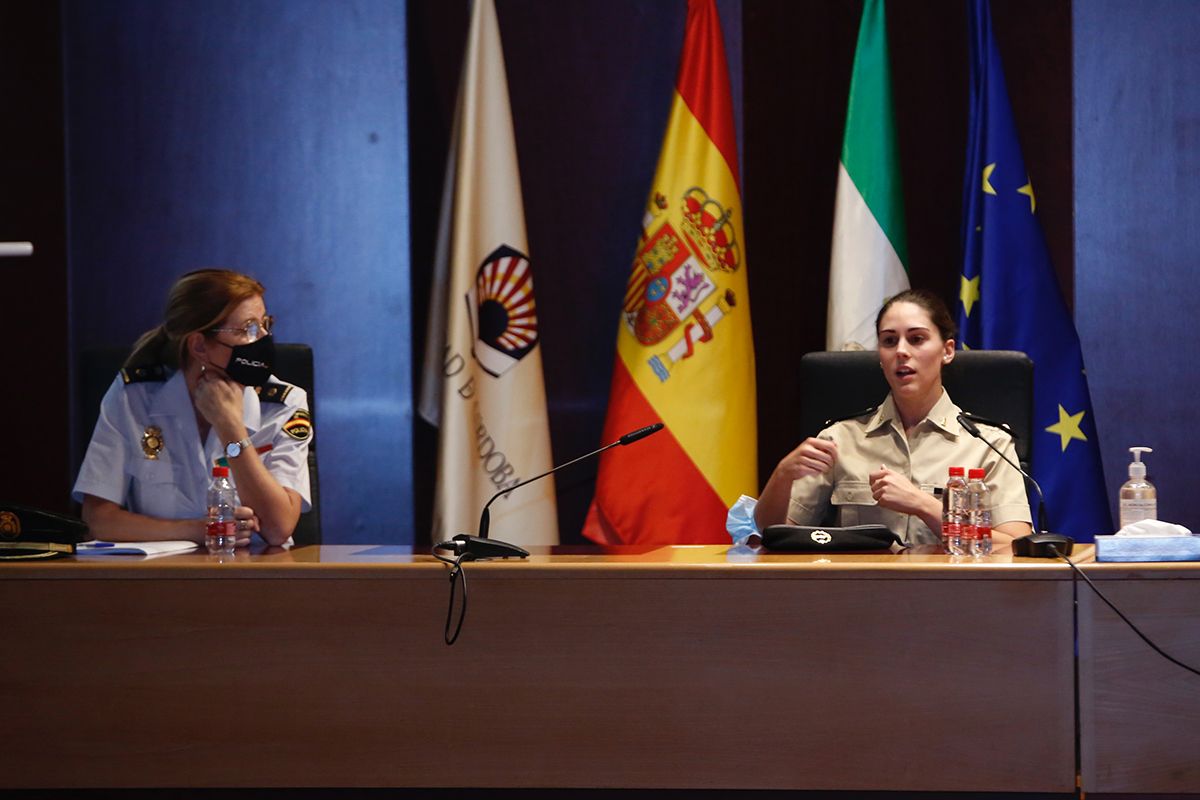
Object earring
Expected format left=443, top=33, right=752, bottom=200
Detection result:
left=200, top=363, right=206, bottom=374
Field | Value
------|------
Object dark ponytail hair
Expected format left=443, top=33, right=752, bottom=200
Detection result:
left=875, top=288, right=958, bottom=343
left=124, top=269, right=266, bottom=369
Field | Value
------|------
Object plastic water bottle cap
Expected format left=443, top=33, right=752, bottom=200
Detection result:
left=212, top=466, right=230, bottom=477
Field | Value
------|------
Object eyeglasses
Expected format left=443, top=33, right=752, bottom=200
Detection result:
left=208, top=315, right=274, bottom=343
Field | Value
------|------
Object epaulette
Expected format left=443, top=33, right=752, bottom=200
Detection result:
left=120, top=364, right=167, bottom=384
left=257, top=381, right=294, bottom=404
left=823, top=406, right=879, bottom=427
left=959, top=410, right=1018, bottom=438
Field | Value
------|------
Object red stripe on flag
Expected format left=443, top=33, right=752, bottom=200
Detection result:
left=582, top=358, right=730, bottom=545
left=674, top=0, right=740, bottom=190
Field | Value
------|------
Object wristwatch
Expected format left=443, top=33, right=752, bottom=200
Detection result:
left=224, top=437, right=253, bottom=459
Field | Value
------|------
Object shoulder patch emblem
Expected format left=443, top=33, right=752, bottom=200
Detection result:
left=258, top=382, right=294, bottom=404
left=120, top=364, right=167, bottom=384
left=283, top=409, right=312, bottom=441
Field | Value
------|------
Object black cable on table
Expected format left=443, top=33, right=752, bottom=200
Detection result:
left=1051, top=545, right=1200, bottom=679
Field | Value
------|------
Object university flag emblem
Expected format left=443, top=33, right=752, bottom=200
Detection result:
left=467, top=244, right=540, bottom=378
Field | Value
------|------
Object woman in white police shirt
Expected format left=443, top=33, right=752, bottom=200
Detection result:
left=74, top=269, right=312, bottom=547
left=754, top=289, right=1033, bottom=547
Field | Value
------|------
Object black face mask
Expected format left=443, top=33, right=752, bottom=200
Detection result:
left=214, top=334, right=275, bottom=387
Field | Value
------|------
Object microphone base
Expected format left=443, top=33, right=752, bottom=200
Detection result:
left=1012, top=531, right=1075, bottom=559
left=450, top=534, right=530, bottom=560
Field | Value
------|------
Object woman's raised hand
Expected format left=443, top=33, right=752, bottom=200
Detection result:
left=775, top=437, right=838, bottom=481
left=193, top=368, right=245, bottom=435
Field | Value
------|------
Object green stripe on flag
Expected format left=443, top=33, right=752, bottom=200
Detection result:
left=840, top=0, right=908, bottom=268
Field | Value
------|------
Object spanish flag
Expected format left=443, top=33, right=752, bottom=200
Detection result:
left=583, top=0, right=756, bottom=545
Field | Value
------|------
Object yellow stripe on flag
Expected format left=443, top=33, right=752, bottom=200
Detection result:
left=615, top=93, right=756, bottom=507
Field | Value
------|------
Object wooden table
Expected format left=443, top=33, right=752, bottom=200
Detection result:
left=2, top=545, right=1078, bottom=791
left=1078, top=559, right=1200, bottom=795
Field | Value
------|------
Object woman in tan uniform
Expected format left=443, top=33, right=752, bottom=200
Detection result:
left=754, top=289, right=1033, bottom=547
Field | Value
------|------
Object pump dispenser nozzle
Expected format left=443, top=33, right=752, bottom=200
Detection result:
left=1128, top=446, right=1153, bottom=479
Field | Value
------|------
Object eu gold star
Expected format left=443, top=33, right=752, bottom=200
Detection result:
left=960, top=274, right=981, bottom=318
left=983, top=163, right=997, bottom=195
left=1018, top=177, right=1036, bottom=213
left=1045, top=404, right=1087, bottom=452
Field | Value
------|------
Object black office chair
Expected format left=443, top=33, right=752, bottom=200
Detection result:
left=798, top=350, right=1033, bottom=473
left=76, top=343, right=321, bottom=545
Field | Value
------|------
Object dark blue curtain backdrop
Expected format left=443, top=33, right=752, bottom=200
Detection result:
left=63, top=0, right=413, bottom=543
left=1074, top=0, right=1200, bottom=529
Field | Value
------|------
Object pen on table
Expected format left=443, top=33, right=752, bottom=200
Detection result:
left=86, top=541, right=116, bottom=548
left=216, top=443, right=273, bottom=468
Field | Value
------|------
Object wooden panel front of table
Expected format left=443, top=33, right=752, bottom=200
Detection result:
left=1078, top=560, right=1200, bottom=794
left=1, top=545, right=1075, bottom=791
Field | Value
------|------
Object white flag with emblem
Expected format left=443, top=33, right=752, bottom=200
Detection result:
left=418, top=0, right=558, bottom=545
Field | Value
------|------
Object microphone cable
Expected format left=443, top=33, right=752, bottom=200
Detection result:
left=1049, top=544, right=1200, bottom=678
left=432, top=543, right=472, bottom=645
left=428, top=422, right=665, bottom=646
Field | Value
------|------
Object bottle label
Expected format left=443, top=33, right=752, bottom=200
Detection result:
left=1119, top=499, right=1157, bottom=529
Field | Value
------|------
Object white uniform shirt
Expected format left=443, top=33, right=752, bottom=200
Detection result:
left=787, top=389, right=1032, bottom=546
left=73, top=368, right=312, bottom=519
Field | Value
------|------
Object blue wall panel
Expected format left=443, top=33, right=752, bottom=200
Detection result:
left=64, top=0, right=412, bottom=543
left=1074, top=0, right=1200, bottom=530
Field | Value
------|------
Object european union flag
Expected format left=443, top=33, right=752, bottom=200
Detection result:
left=958, top=0, right=1112, bottom=541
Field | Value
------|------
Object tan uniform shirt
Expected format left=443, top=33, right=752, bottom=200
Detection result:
left=787, top=390, right=1032, bottom=545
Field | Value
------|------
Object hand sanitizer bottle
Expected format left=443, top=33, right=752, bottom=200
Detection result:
left=1118, top=447, right=1157, bottom=529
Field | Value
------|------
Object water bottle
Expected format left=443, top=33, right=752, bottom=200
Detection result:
left=942, top=466, right=968, bottom=555
left=966, top=468, right=993, bottom=557
left=206, top=466, right=237, bottom=555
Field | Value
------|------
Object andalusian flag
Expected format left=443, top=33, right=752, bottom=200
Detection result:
left=827, top=0, right=909, bottom=351
left=419, top=0, right=558, bottom=545
left=958, top=0, right=1111, bottom=540
left=583, top=0, right=756, bottom=545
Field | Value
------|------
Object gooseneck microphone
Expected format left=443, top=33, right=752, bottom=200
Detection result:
left=440, top=422, right=665, bottom=560
left=956, top=412, right=1071, bottom=557
left=432, top=422, right=666, bottom=645
left=956, top=413, right=1046, bottom=531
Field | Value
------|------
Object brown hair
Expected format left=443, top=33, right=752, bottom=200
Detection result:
left=875, top=288, right=958, bottom=343
left=124, top=269, right=266, bottom=369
